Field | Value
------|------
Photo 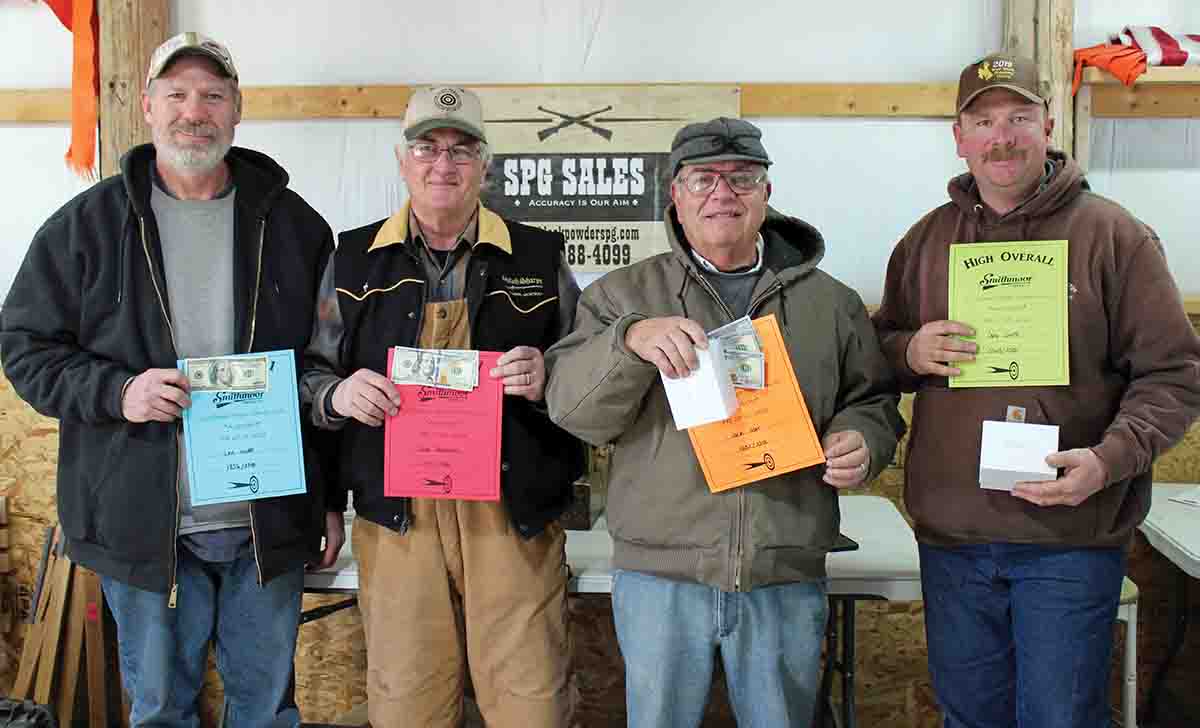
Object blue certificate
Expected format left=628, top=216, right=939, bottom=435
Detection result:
left=180, top=349, right=307, bottom=506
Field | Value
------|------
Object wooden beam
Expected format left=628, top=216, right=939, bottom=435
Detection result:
left=1073, top=84, right=1092, bottom=172
left=12, top=75, right=1200, bottom=125
left=98, top=0, right=168, bottom=178
left=739, top=83, right=956, bottom=118
left=1091, top=82, right=1200, bottom=118
left=0, top=89, right=72, bottom=122
left=241, top=85, right=412, bottom=120
left=1039, top=0, right=1074, bottom=153
left=1081, top=67, right=1200, bottom=85
left=1003, top=0, right=1037, bottom=59
left=1186, top=297, right=1200, bottom=318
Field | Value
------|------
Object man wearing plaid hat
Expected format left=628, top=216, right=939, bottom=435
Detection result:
left=545, top=117, right=904, bottom=726
left=1, top=32, right=341, bottom=727
left=873, top=53, right=1200, bottom=727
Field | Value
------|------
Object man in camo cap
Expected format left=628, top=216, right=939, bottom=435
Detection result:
left=1, top=31, right=341, bottom=727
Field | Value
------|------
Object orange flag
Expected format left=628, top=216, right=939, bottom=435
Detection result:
left=1072, top=42, right=1148, bottom=95
left=45, top=0, right=99, bottom=178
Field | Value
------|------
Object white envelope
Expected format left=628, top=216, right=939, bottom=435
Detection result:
left=661, top=337, right=739, bottom=430
left=978, top=420, right=1059, bottom=491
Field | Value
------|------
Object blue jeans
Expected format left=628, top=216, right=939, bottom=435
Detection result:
left=612, top=569, right=827, bottom=728
left=919, top=543, right=1125, bottom=728
left=101, top=546, right=303, bottom=728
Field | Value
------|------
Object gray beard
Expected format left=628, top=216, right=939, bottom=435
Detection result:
left=155, top=131, right=233, bottom=174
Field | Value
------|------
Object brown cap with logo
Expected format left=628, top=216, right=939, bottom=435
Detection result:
left=146, top=32, right=238, bottom=87
left=956, top=53, right=1044, bottom=114
left=403, top=86, right=487, bottom=143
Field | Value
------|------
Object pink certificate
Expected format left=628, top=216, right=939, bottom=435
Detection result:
left=384, top=349, right=503, bottom=500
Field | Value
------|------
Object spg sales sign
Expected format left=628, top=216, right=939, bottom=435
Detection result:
left=475, top=86, right=739, bottom=274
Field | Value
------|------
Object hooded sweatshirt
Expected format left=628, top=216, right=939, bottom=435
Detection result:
left=873, top=152, right=1200, bottom=548
left=545, top=205, right=904, bottom=592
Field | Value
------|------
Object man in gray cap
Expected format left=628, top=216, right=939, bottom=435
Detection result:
left=545, top=117, right=903, bottom=726
left=300, top=86, right=583, bottom=728
left=1, top=31, right=340, bottom=727
left=874, top=52, right=1200, bottom=728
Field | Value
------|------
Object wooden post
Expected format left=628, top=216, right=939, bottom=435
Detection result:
left=1038, top=0, right=1075, bottom=153
left=1003, top=0, right=1037, bottom=59
left=97, top=0, right=169, bottom=178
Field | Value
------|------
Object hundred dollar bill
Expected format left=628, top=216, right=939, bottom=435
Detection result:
left=390, top=346, right=479, bottom=391
left=726, top=351, right=765, bottom=390
left=186, top=355, right=269, bottom=392
left=709, top=316, right=761, bottom=355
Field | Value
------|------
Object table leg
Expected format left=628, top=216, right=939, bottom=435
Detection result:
left=818, top=599, right=840, bottom=728
left=840, top=597, right=857, bottom=728
left=1144, top=569, right=1190, bottom=724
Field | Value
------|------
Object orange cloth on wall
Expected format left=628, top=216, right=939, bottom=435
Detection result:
left=1072, top=42, right=1148, bottom=95
left=44, top=0, right=99, bottom=178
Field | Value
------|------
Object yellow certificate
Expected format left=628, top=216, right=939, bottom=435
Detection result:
left=948, top=240, right=1069, bottom=388
left=688, top=315, right=825, bottom=493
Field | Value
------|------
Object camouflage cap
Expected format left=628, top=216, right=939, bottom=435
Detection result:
left=403, top=86, right=487, bottom=143
left=956, top=53, right=1044, bottom=114
left=667, top=117, right=771, bottom=179
left=146, top=32, right=238, bottom=87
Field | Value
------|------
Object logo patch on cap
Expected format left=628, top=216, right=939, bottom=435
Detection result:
left=980, top=59, right=1016, bottom=81
left=434, top=88, right=462, bottom=112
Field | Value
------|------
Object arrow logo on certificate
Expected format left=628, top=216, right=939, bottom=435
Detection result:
left=743, top=453, right=776, bottom=472
left=228, top=475, right=260, bottom=494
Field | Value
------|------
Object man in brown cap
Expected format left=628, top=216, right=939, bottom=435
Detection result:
left=1, top=31, right=340, bottom=727
left=873, top=53, right=1200, bottom=727
left=300, top=86, right=583, bottom=728
left=545, top=117, right=903, bottom=727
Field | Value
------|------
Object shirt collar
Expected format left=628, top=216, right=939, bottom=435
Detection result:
left=690, top=234, right=765, bottom=275
left=368, top=201, right=513, bottom=255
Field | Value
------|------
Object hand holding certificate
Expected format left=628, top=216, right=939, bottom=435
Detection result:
left=384, top=349, right=504, bottom=501
left=948, top=240, right=1070, bottom=388
left=180, top=350, right=307, bottom=506
left=687, top=315, right=825, bottom=493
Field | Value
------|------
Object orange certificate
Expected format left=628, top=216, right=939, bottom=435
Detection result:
left=687, top=314, right=825, bottom=492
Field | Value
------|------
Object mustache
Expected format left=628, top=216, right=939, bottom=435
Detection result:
left=170, top=122, right=217, bottom=138
left=984, top=146, right=1025, bottom=162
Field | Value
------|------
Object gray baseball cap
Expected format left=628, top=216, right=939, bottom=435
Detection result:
left=146, top=32, right=238, bottom=86
left=404, top=86, right=487, bottom=143
left=668, top=117, right=772, bottom=178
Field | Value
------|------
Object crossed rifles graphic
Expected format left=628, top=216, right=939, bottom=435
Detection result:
left=536, top=105, right=614, bottom=141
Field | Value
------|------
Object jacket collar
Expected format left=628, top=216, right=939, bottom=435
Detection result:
left=368, top=201, right=512, bottom=255
left=120, top=143, right=288, bottom=220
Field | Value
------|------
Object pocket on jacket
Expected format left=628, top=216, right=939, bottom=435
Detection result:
left=90, top=426, right=174, bottom=561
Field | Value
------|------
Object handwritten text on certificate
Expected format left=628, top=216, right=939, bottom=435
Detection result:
left=948, top=240, right=1069, bottom=388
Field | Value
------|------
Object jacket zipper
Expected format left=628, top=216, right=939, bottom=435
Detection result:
left=247, top=219, right=266, bottom=585
left=686, top=267, right=777, bottom=592
left=139, top=216, right=183, bottom=608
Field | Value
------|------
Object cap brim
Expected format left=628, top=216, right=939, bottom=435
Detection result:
left=676, top=152, right=771, bottom=173
left=149, top=48, right=236, bottom=83
left=957, top=84, right=1045, bottom=113
left=404, top=118, right=487, bottom=144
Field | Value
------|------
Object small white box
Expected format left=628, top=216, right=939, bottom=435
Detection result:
left=661, top=337, right=739, bottom=430
left=979, top=420, right=1059, bottom=491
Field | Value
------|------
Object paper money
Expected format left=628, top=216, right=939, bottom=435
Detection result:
left=727, top=352, right=765, bottom=389
left=710, top=316, right=762, bottom=355
left=186, top=355, right=269, bottom=392
left=708, top=317, right=763, bottom=388
left=390, top=346, right=479, bottom=391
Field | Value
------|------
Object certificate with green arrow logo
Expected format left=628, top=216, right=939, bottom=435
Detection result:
left=948, top=239, right=1069, bottom=388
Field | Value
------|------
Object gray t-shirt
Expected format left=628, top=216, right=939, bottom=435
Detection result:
left=150, top=175, right=251, bottom=561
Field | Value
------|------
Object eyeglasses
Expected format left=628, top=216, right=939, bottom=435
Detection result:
left=679, top=169, right=767, bottom=195
left=408, top=140, right=482, bottom=165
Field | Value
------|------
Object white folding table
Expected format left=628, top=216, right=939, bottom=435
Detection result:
left=303, top=495, right=922, bottom=727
